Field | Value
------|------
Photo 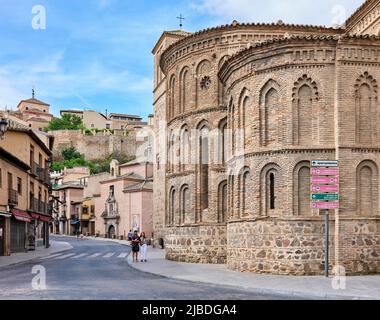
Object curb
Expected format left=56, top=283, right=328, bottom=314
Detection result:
left=52, top=234, right=132, bottom=247
left=125, top=256, right=376, bottom=300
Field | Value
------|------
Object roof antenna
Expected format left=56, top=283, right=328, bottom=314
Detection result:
left=177, top=14, right=185, bottom=30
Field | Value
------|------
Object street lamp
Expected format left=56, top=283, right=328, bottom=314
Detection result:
left=0, top=118, right=8, bottom=140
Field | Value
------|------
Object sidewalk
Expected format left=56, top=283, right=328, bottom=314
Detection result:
left=0, top=240, right=72, bottom=268
left=52, top=234, right=132, bottom=247
left=127, top=248, right=380, bottom=300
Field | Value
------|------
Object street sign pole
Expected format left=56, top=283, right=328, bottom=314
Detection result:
left=324, top=209, right=329, bottom=278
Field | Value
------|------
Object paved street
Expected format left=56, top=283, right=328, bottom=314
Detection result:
left=0, top=236, right=293, bottom=300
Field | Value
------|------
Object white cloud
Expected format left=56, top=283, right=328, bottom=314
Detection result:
left=190, top=0, right=363, bottom=26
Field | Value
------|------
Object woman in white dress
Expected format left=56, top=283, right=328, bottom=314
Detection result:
left=140, top=232, right=148, bottom=262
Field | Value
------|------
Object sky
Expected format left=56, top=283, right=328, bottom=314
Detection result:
left=0, top=0, right=364, bottom=120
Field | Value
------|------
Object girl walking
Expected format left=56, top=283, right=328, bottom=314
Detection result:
left=140, top=232, right=148, bottom=262
left=131, top=230, right=141, bottom=262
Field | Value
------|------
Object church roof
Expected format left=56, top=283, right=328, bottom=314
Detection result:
left=152, top=30, right=191, bottom=53
left=346, top=0, right=379, bottom=29
left=19, top=97, right=50, bottom=107
left=219, top=34, right=380, bottom=81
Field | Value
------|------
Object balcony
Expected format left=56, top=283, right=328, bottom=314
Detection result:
left=29, top=198, right=49, bottom=215
left=8, top=189, right=18, bottom=206
left=30, top=162, right=39, bottom=177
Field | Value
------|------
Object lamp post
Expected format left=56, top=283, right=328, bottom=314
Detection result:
left=0, top=118, right=8, bottom=140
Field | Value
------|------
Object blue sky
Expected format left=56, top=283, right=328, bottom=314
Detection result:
left=0, top=0, right=363, bottom=120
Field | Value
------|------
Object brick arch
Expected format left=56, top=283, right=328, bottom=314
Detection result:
left=260, top=163, right=281, bottom=217
left=259, top=79, right=281, bottom=147
left=168, top=74, right=177, bottom=120
left=218, top=55, right=231, bottom=105
left=237, top=166, right=252, bottom=218
left=293, top=161, right=311, bottom=216
left=196, top=59, right=212, bottom=109
left=179, top=184, right=191, bottom=225
left=354, top=72, right=378, bottom=144
left=217, top=117, right=228, bottom=165
left=237, top=88, right=251, bottom=151
left=180, top=66, right=191, bottom=113
left=356, top=160, right=379, bottom=216
left=168, top=187, right=176, bottom=226
left=292, top=75, right=320, bottom=146
left=218, top=180, right=228, bottom=223
left=179, top=124, right=190, bottom=172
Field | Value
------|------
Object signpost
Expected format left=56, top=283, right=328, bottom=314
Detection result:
left=310, top=160, right=339, bottom=278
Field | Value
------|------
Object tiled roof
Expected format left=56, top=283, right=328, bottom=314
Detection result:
left=20, top=97, right=49, bottom=106
left=219, top=34, right=380, bottom=78
left=346, top=0, right=377, bottom=28
left=123, top=181, right=153, bottom=192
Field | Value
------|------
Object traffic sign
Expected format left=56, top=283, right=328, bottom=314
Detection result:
left=312, top=201, right=340, bottom=210
left=311, top=194, right=339, bottom=201
left=311, top=160, right=339, bottom=167
left=311, top=177, right=339, bottom=184
left=311, top=185, right=339, bottom=193
left=311, top=168, right=339, bottom=176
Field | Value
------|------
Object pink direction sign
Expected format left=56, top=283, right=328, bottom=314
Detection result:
left=311, top=177, right=339, bottom=184
left=311, top=168, right=339, bottom=176
left=311, top=185, right=339, bottom=193
left=312, top=201, right=339, bottom=209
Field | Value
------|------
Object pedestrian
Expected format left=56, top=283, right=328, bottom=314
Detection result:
left=127, top=229, right=133, bottom=241
left=131, top=230, right=141, bottom=262
left=140, top=232, right=148, bottom=262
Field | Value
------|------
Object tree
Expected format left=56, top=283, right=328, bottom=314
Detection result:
left=45, top=114, right=85, bottom=131
left=62, top=147, right=83, bottom=161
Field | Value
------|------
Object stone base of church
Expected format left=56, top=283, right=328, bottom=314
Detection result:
left=164, top=218, right=380, bottom=275
left=165, top=225, right=227, bottom=264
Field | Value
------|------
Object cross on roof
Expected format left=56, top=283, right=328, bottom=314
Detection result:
left=177, top=14, right=185, bottom=29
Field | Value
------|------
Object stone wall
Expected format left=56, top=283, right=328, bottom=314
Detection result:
left=227, top=218, right=332, bottom=275
left=51, top=130, right=141, bottom=161
left=165, top=225, right=227, bottom=264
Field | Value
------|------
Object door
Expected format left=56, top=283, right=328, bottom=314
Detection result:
left=108, top=225, right=115, bottom=239
left=10, top=219, right=26, bottom=253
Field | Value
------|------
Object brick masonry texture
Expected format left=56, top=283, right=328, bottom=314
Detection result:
left=152, top=0, right=380, bottom=275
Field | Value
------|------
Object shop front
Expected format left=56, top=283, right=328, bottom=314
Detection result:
left=30, top=213, right=52, bottom=249
left=10, top=210, right=31, bottom=254
left=0, top=212, right=11, bottom=256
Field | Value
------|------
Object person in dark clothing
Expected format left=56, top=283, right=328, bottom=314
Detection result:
left=131, top=231, right=141, bottom=262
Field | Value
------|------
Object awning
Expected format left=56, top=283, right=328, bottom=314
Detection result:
left=12, top=210, right=32, bottom=223
left=31, top=213, right=52, bottom=222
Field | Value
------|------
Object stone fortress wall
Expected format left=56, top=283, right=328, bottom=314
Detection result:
left=50, top=130, right=143, bottom=161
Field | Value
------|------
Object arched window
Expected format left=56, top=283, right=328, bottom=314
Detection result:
left=355, top=72, right=378, bottom=144
left=180, top=185, right=190, bottom=225
left=356, top=161, right=379, bottom=216
left=240, top=168, right=251, bottom=217
left=168, top=188, right=176, bottom=226
left=292, top=75, right=319, bottom=145
left=218, top=118, right=227, bottom=165
left=199, top=125, right=209, bottom=213
left=168, top=76, right=177, bottom=119
left=259, top=80, right=281, bottom=146
left=228, top=174, right=234, bottom=220
left=260, top=164, right=281, bottom=216
left=269, top=173, right=275, bottom=210
left=293, top=162, right=311, bottom=216
left=218, top=180, right=227, bottom=223
left=180, top=126, right=190, bottom=171
left=180, top=68, right=190, bottom=113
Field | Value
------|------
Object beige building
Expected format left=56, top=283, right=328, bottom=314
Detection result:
left=11, top=93, right=54, bottom=131
left=153, top=0, right=380, bottom=275
left=0, top=117, right=53, bottom=256
left=52, top=184, right=84, bottom=235
left=95, top=160, right=153, bottom=239
left=60, top=109, right=147, bottom=130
